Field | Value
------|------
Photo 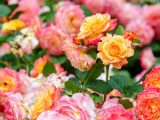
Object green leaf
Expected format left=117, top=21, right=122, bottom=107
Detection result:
left=82, top=59, right=104, bottom=85
left=109, top=75, right=131, bottom=93
left=65, top=78, right=82, bottom=93
left=116, top=25, right=124, bottom=35
left=51, top=55, right=67, bottom=64
left=118, top=99, right=133, bottom=109
left=86, top=80, right=112, bottom=94
left=91, top=93, right=103, bottom=104
left=132, top=39, right=142, bottom=46
left=0, top=34, right=14, bottom=45
left=126, top=84, right=143, bottom=98
left=75, top=69, right=87, bottom=80
left=87, top=48, right=97, bottom=60
left=0, top=4, right=11, bottom=17
left=43, top=61, right=56, bottom=77
left=80, top=5, right=91, bottom=16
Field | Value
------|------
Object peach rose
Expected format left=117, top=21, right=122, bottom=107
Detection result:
left=126, top=19, right=154, bottom=46
left=4, top=93, right=28, bottom=120
left=62, top=37, right=95, bottom=71
left=78, top=14, right=117, bottom=44
left=55, top=4, right=85, bottom=35
left=31, top=85, right=61, bottom=120
left=97, top=99, right=134, bottom=120
left=1, top=19, right=25, bottom=33
left=97, top=34, right=134, bottom=69
left=140, top=47, right=155, bottom=70
left=142, top=67, right=160, bottom=92
left=136, top=90, right=160, bottom=120
left=39, top=26, right=66, bottom=56
left=37, top=93, right=96, bottom=120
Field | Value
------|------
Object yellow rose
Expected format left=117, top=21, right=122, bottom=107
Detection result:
left=78, top=13, right=117, bottom=43
left=2, top=19, right=25, bottom=33
left=97, top=34, right=134, bottom=69
left=31, top=85, right=61, bottom=120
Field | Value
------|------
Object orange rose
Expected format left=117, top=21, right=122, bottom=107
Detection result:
left=78, top=14, right=117, bottom=44
left=136, top=91, right=160, bottom=120
left=97, top=34, right=134, bottom=69
left=2, top=19, right=25, bottom=33
left=142, top=67, right=160, bottom=92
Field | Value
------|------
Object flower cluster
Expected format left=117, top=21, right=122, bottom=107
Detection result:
left=0, top=0, right=160, bottom=120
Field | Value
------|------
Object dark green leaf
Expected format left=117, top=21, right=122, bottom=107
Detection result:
left=87, top=48, right=97, bottom=60
left=43, top=61, right=56, bottom=77
left=126, top=84, right=143, bottom=98
left=65, top=78, right=82, bottom=93
left=0, top=34, right=14, bottom=45
left=91, top=93, right=103, bottom=104
left=118, top=99, right=133, bottom=109
left=51, top=55, right=67, bottom=64
left=82, top=59, right=104, bottom=85
left=75, top=69, right=87, bottom=80
left=80, top=5, right=91, bottom=16
left=109, top=75, right=131, bottom=93
left=116, top=25, right=124, bottom=35
left=86, top=80, right=112, bottom=94
left=0, top=4, right=11, bottom=17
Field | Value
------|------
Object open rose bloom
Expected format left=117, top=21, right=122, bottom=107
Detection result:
left=1, top=0, right=160, bottom=119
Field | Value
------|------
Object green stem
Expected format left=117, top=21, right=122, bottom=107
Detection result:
left=103, top=65, right=110, bottom=103
left=105, top=65, right=110, bottom=83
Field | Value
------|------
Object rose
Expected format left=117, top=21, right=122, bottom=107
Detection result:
left=97, top=99, right=134, bottom=120
left=83, top=0, right=106, bottom=14
left=0, top=68, right=29, bottom=94
left=37, top=93, right=96, bottom=120
left=31, top=85, right=61, bottom=120
left=0, top=43, right=11, bottom=58
left=140, top=47, right=155, bottom=70
left=55, top=4, right=85, bottom=35
left=4, top=93, right=28, bottom=120
left=78, top=13, right=117, bottom=44
left=2, top=19, right=25, bottom=33
left=126, top=19, right=154, bottom=46
left=143, top=5, right=160, bottom=38
left=142, top=67, right=160, bottom=92
left=39, top=26, right=66, bottom=56
left=62, top=37, right=95, bottom=71
left=97, top=34, right=134, bottom=69
left=136, top=90, right=160, bottom=120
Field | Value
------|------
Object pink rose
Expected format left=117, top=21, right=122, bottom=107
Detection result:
left=0, top=43, right=11, bottom=57
left=39, top=26, right=67, bottom=56
left=126, top=19, right=154, bottom=46
left=0, top=68, right=29, bottom=94
left=37, top=93, right=96, bottom=120
left=97, top=99, right=134, bottom=120
left=105, top=0, right=141, bottom=25
left=55, top=4, right=85, bottom=35
left=140, top=47, right=155, bottom=70
left=143, top=5, right=160, bottom=38
left=4, top=93, right=27, bottom=120
left=83, top=0, right=106, bottom=14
